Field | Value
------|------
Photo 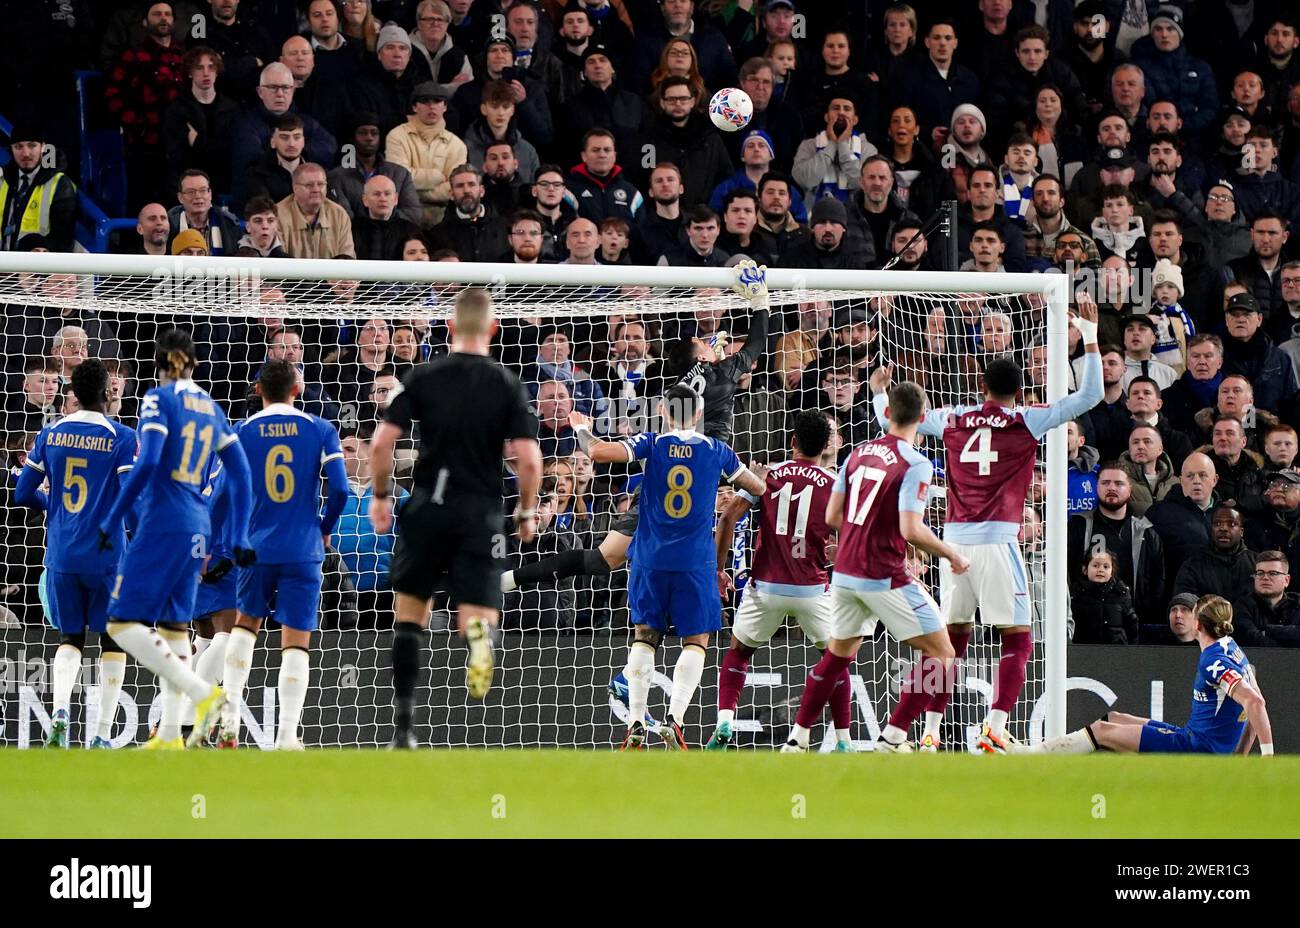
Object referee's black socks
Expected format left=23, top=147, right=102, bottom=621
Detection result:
left=392, top=621, right=423, bottom=730
left=513, top=548, right=612, bottom=588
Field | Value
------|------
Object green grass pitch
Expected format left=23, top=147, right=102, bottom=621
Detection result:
left=4, top=751, right=1300, bottom=838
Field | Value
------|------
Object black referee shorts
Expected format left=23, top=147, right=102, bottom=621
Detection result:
left=390, top=487, right=504, bottom=611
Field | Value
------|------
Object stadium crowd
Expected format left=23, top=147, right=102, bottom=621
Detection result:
left=3, top=0, right=1300, bottom=646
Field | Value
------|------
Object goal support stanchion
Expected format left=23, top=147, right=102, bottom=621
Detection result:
left=1044, top=273, right=1071, bottom=741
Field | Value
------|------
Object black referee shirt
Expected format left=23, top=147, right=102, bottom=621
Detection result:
left=384, top=352, right=539, bottom=499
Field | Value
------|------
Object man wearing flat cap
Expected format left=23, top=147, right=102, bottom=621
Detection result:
left=385, top=81, right=468, bottom=227
left=1244, top=471, right=1300, bottom=584
left=1221, top=289, right=1298, bottom=415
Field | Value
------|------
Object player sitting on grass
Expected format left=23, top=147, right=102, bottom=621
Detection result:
left=571, top=384, right=767, bottom=749
left=1030, top=595, right=1274, bottom=756
left=14, top=359, right=137, bottom=748
left=98, top=329, right=255, bottom=750
left=870, top=300, right=1103, bottom=752
left=710, top=411, right=846, bottom=751
left=783, top=382, right=970, bottom=754
left=219, top=359, right=350, bottom=750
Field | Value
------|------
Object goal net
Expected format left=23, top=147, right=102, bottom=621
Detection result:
left=0, top=253, right=1069, bottom=751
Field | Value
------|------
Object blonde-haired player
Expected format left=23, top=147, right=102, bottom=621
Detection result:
left=1030, top=595, right=1273, bottom=755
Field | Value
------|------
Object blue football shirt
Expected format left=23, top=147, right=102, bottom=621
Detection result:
left=623, top=429, right=744, bottom=572
left=25, top=411, right=137, bottom=573
left=201, top=458, right=235, bottom=561
left=237, top=403, right=345, bottom=564
left=1186, top=637, right=1253, bottom=754
left=136, top=379, right=238, bottom=536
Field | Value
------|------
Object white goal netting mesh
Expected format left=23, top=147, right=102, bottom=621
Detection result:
left=0, top=260, right=1060, bottom=751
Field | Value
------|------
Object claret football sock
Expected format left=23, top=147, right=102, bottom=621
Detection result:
left=717, top=649, right=749, bottom=713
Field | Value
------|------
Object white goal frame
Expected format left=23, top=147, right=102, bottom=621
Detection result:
left=0, top=252, right=1072, bottom=741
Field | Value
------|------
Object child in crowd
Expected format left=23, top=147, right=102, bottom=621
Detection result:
left=1150, top=258, right=1195, bottom=375
left=1071, top=551, right=1139, bottom=645
left=766, top=39, right=798, bottom=104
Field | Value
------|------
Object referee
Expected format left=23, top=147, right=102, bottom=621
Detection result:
left=369, top=287, right=542, bottom=749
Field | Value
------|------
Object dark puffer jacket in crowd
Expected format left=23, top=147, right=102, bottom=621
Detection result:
left=1071, top=576, right=1139, bottom=645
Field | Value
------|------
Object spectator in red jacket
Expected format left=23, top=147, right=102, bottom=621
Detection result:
left=105, top=1, right=187, bottom=209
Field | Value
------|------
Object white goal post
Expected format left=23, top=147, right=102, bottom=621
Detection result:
left=0, top=251, right=1070, bottom=747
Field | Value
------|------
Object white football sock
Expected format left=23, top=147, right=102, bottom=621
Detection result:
left=107, top=622, right=211, bottom=702
left=987, top=709, right=1009, bottom=739
left=835, top=727, right=851, bottom=743
left=276, top=648, right=309, bottom=747
left=52, top=644, right=81, bottom=716
left=881, top=723, right=908, bottom=745
left=222, top=627, right=257, bottom=728
left=789, top=723, right=811, bottom=747
left=500, top=570, right=518, bottom=593
left=182, top=637, right=210, bottom=726
left=157, top=628, right=192, bottom=742
left=95, top=653, right=127, bottom=740
left=923, top=711, right=942, bottom=739
left=196, top=632, right=228, bottom=685
left=668, top=646, right=705, bottom=721
left=717, top=708, right=735, bottom=726
left=1033, top=729, right=1096, bottom=754
left=625, top=642, right=655, bottom=726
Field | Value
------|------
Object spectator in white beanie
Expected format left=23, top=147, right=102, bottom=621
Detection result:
left=1151, top=257, right=1195, bottom=375
left=947, top=102, right=990, bottom=204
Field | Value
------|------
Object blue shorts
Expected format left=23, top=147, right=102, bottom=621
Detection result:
left=237, top=561, right=323, bottom=632
left=628, top=566, right=721, bottom=637
left=110, top=532, right=203, bottom=625
left=1137, top=720, right=1212, bottom=754
left=48, top=570, right=114, bottom=635
left=193, top=565, right=238, bottom=620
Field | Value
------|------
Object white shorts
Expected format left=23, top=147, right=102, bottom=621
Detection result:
left=939, top=541, right=1031, bottom=627
left=732, top=582, right=831, bottom=649
left=830, top=580, right=944, bottom=643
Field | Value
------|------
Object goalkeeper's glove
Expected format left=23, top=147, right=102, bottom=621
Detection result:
left=201, top=558, right=234, bottom=584
left=1070, top=313, right=1099, bottom=346
left=731, top=258, right=768, bottom=309
left=233, top=545, right=258, bottom=568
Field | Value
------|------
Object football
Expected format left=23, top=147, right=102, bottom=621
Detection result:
left=708, top=87, right=753, bottom=132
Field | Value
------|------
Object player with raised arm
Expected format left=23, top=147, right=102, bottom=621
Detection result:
left=216, top=360, right=350, bottom=750
left=708, top=411, right=846, bottom=751
left=499, top=260, right=770, bottom=602
left=783, top=382, right=970, bottom=753
left=1030, top=596, right=1273, bottom=756
left=97, top=329, right=255, bottom=750
left=370, top=288, right=542, bottom=749
left=14, top=359, right=137, bottom=748
left=870, top=301, right=1103, bottom=753
left=573, top=384, right=767, bottom=749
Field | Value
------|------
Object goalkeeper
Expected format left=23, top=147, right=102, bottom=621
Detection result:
left=501, top=259, right=771, bottom=597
